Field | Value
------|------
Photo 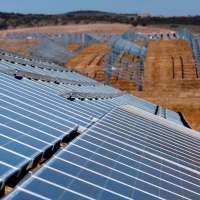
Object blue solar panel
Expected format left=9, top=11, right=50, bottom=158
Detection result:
left=0, top=73, right=96, bottom=130
left=0, top=71, right=109, bottom=191
left=4, top=105, right=200, bottom=200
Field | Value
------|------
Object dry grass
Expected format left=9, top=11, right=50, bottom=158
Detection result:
left=67, top=43, right=83, bottom=51
left=133, top=39, right=200, bottom=131
left=65, top=42, right=110, bottom=79
left=0, top=39, right=39, bottom=55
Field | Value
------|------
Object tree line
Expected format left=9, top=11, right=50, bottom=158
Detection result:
left=0, top=11, right=199, bottom=30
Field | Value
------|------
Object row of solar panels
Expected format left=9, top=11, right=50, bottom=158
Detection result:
left=0, top=71, right=185, bottom=194
left=29, top=33, right=106, bottom=64
left=0, top=48, right=67, bottom=71
left=0, top=42, right=195, bottom=199
left=3, top=104, right=200, bottom=200
left=121, top=30, right=180, bottom=42
left=0, top=51, right=97, bottom=84
left=4, top=32, right=118, bottom=42
left=4, top=31, right=180, bottom=42
left=102, top=52, right=141, bottom=86
left=177, top=28, right=200, bottom=75
left=0, top=52, right=186, bottom=125
left=0, top=60, right=122, bottom=96
left=29, top=40, right=76, bottom=64
left=109, top=36, right=147, bottom=59
left=0, top=49, right=182, bottom=126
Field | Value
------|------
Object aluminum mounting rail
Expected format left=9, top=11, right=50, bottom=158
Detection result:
left=58, top=90, right=125, bottom=99
left=0, top=68, right=104, bottom=86
left=0, top=48, right=51, bottom=63
left=0, top=54, right=70, bottom=72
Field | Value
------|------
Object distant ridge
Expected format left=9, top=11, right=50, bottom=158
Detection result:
left=0, top=10, right=199, bottom=30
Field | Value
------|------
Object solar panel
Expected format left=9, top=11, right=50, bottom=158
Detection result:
left=0, top=53, right=98, bottom=83
left=0, top=73, right=100, bottom=129
left=4, top=105, right=200, bottom=199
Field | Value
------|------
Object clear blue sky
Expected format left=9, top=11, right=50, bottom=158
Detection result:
left=0, top=0, right=199, bottom=16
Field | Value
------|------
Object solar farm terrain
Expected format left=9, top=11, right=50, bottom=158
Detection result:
left=0, top=24, right=200, bottom=199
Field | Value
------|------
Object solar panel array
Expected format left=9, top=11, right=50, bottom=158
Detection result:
left=0, top=52, right=98, bottom=85
left=30, top=40, right=75, bottom=64
left=121, top=30, right=151, bottom=44
left=4, top=105, right=200, bottom=200
left=4, top=32, right=117, bottom=43
left=0, top=29, right=197, bottom=199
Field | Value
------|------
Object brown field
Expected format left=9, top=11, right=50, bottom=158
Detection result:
left=65, top=38, right=200, bottom=131
left=1, top=24, right=199, bottom=131
left=0, top=39, right=39, bottom=55
left=65, top=42, right=109, bottom=78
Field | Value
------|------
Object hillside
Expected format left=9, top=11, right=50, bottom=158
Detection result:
left=0, top=11, right=200, bottom=31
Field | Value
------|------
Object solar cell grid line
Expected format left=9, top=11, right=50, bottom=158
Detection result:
left=0, top=80, right=92, bottom=126
left=70, top=136, right=199, bottom=199
left=1, top=73, right=96, bottom=118
left=77, top=131, right=200, bottom=195
left=108, top=97, right=156, bottom=114
left=0, top=54, right=66, bottom=71
left=5, top=83, right=104, bottom=120
left=0, top=96, right=78, bottom=134
left=118, top=105, right=200, bottom=155
left=117, top=97, right=157, bottom=112
left=4, top=152, right=164, bottom=200
left=0, top=135, right=42, bottom=166
left=91, top=115, right=200, bottom=163
left=90, top=121, right=200, bottom=170
left=5, top=112, right=200, bottom=200
left=74, top=99, right=113, bottom=112
left=94, top=108, right=200, bottom=161
left=80, top=99, right=115, bottom=111
left=98, top=115, right=199, bottom=162
left=0, top=113, right=63, bottom=145
left=22, top=79, right=59, bottom=94
left=64, top=143, right=198, bottom=199
left=0, top=72, right=99, bottom=112
left=0, top=86, right=92, bottom=131
left=0, top=61, right=50, bottom=76
left=0, top=121, right=59, bottom=191
left=73, top=100, right=110, bottom=114
left=89, top=119, right=200, bottom=172
left=117, top=94, right=156, bottom=107
left=104, top=108, right=200, bottom=151
left=1, top=79, right=104, bottom=120
left=111, top=107, right=195, bottom=145
left=65, top=139, right=200, bottom=188
left=102, top=97, right=131, bottom=108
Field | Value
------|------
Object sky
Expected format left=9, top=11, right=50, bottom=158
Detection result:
left=0, top=0, right=199, bottom=16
